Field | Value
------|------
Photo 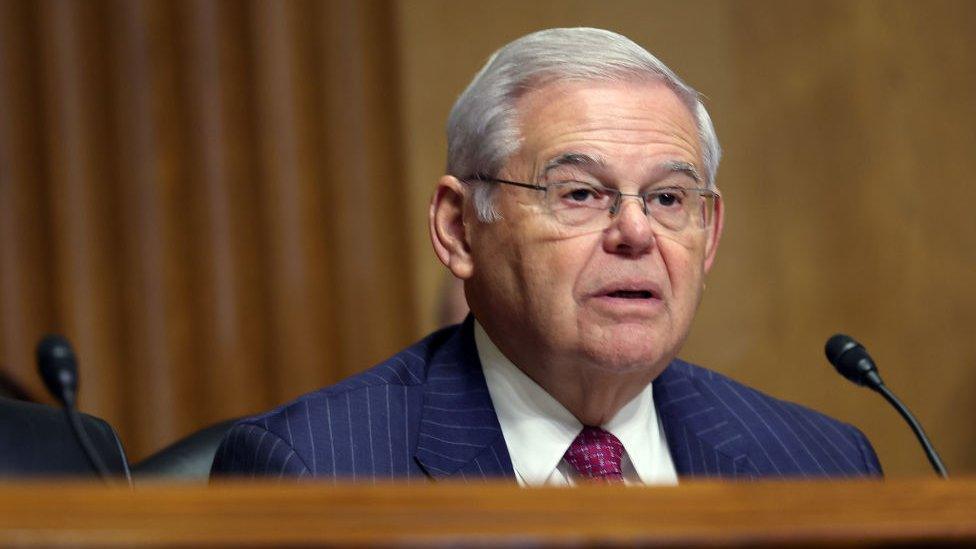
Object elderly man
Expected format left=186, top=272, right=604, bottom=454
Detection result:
left=212, top=28, right=881, bottom=483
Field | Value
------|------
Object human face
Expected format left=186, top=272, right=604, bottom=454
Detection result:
left=464, top=79, right=722, bottom=382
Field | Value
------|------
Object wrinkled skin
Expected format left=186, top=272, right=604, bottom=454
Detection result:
left=430, top=79, right=724, bottom=425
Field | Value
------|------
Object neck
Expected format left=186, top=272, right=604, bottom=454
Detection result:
left=531, top=364, right=656, bottom=426
left=472, top=318, right=664, bottom=426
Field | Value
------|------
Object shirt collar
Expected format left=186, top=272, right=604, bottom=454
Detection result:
left=476, top=321, right=580, bottom=485
left=604, top=375, right=676, bottom=485
left=475, top=320, right=675, bottom=486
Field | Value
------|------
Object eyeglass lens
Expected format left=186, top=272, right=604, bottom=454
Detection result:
left=544, top=181, right=715, bottom=231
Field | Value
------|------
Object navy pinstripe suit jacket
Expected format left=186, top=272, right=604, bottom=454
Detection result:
left=211, top=317, right=882, bottom=481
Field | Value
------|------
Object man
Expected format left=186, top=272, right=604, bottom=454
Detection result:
left=212, top=28, right=881, bottom=483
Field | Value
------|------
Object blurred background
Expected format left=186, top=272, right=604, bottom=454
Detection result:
left=0, top=0, right=973, bottom=476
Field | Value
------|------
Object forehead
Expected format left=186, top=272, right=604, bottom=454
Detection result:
left=509, top=79, right=702, bottom=179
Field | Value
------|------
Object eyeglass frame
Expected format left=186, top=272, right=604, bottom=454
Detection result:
left=462, top=175, right=721, bottom=231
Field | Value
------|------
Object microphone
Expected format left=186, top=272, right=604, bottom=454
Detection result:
left=36, top=334, right=121, bottom=482
left=825, top=334, right=948, bottom=478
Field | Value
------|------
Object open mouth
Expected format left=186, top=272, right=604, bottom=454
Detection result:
left=606, top=290, right=655, bottom=299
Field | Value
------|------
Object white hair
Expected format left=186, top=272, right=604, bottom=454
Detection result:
left=446, top=27, right=722, bottom=222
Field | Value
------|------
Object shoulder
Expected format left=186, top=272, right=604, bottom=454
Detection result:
left=665, top=359, right=848, bottom=429
left=242, top=321, right=462, bottom=428
left=211, top=322, right=467, bottom=478
left=660, top=359, right=883, bottom=477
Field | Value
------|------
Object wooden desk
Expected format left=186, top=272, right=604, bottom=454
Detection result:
left=0, top=479, right=974, bottom=547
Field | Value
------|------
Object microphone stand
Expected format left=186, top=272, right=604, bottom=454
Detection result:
left=873, top=384, right=948, bottom=478
left=60, top=389, right=114, bottom=480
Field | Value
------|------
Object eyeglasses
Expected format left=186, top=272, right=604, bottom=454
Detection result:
left=465, top=176, right=719, bottom=233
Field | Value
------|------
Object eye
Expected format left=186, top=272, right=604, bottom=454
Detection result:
left=647, top=187, right=688, bottom=209
left=567, top=187, right=597, bottom=202
left=553, top=181, right=610, bottom=208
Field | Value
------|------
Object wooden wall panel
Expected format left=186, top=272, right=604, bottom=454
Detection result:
left=179, top=0, right=270, bottom=423
left=249, top=0, right=337, bottom=403
left=317, top=0, right=414, bottom=378
left=110, top=0, right=199, bottom=453
left=37, top=0, right=126, bottom=433
left=0, top=0, right=54, bottom=404
left=711, top=0, right=976, bottom=476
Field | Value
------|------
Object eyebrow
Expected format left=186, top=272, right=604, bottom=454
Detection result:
left=540, top=154, right=702, bottom=185
left=661, top=160, right=702, bottom=184
left=541, top=153, right=606, bottom=177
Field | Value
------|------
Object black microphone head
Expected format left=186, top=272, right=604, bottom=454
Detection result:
left=825, top=333, right=882, bottom=388
left=36, top=334, right=79, bottom=406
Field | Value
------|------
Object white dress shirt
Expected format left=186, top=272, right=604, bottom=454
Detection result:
left=475, top=321, right=678, bottom=487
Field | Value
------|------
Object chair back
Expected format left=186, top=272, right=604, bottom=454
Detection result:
left=0, top=397, right=128, bottom=477
left=132, top=418, right=241, bottom=481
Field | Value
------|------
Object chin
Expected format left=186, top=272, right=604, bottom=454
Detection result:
left=577, top=323, right=675, bottom=375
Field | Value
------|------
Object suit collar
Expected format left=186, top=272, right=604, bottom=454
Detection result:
left=414, top=316, right=515, bottom=480
left=414, top=325, right=760, bottom=480
left=654, top=360, right=758, bottom=478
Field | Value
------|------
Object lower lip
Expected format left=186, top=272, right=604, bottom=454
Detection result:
left=588, top=295, right=664, bottom=315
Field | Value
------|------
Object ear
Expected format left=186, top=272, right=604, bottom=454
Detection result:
left=429, top=175, right=475, bottom=279
left=703, top=194, right=724, bottom=273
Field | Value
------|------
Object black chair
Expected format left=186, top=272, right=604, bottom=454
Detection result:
left=132, top=418, right=240, bottom=481
left=0, top=396, right=128, bottom=478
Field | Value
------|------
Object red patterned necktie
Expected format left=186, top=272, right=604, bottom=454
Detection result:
left=564, top=426, right=625, bottom=483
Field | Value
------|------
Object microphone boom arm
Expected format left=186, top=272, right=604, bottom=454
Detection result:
left=874, top=383, right=949, bottom=478
left=63, top=398, right=113, bottom=479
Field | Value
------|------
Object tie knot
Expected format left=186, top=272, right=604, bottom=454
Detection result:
left=564, top=426, right=624, bottom=483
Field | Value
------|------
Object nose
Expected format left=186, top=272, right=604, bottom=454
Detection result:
left=602, top=196, right=655, bottom=256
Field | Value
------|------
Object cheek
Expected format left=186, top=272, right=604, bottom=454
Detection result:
left=467, top=222, right=521, bottom=302
left=657, top=236, right=708, bottom=310
left=528, top=234, right=600, bottom=295
left=471, top=224, right=567, bottom=312
left=658, top=231, right=707, bottom=270
left=516, top=243, right=580, bottom=313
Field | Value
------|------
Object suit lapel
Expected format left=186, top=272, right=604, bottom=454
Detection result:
left=414, top=317, right=515, bottom=481
left=414, top=325, right=764, bottom=481
left=654, top=360, right=758, bottom=478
